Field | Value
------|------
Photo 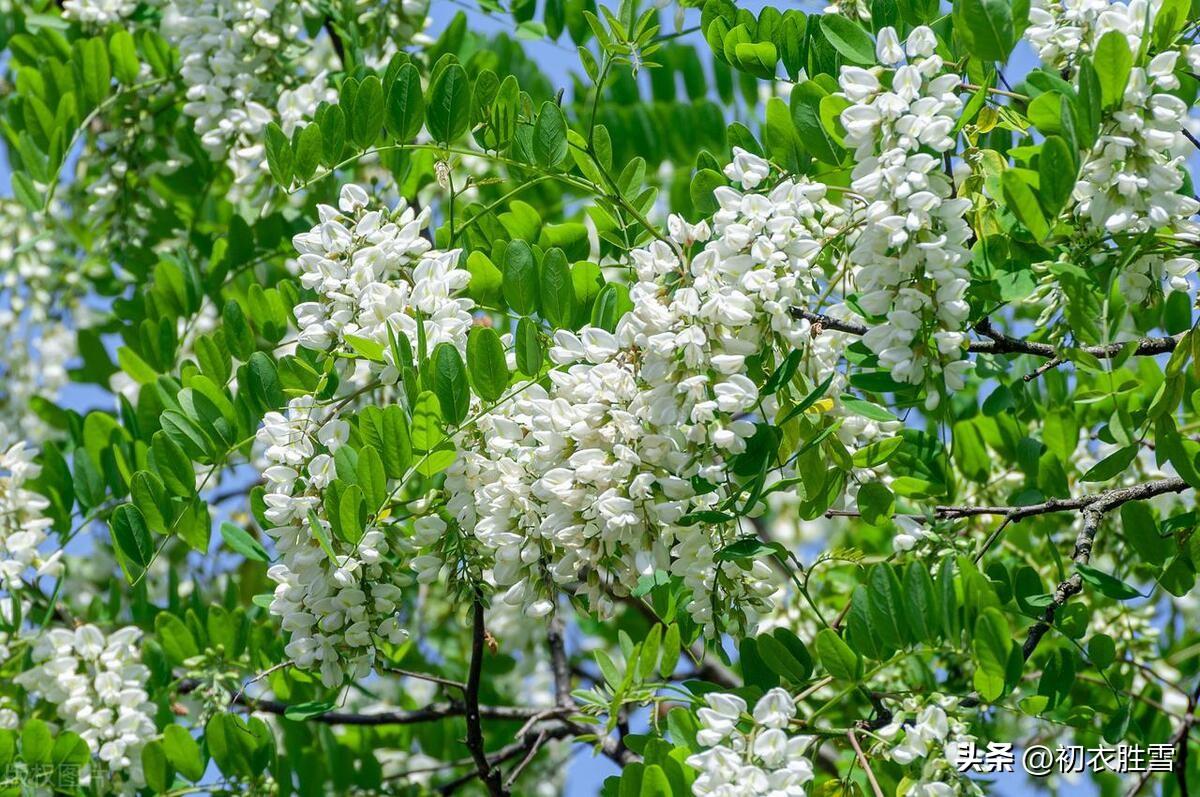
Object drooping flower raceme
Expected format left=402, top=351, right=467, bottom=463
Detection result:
left=838, top=26, right=973, bottom=408
left=13, top=625, right=157, bottom=789
left=0, top=442, right=62, bottom=589
left=257, top=395, right=410, bottom=688
left=446, top=162, right=866, bottom=636
left=260, top=185, right=476, bottom=686
left=685, top=689, right=815, bottom=796
left=162, top=0, right=337, bottom=190
left=1026, top=0, right=1200, bottom=302
left=877, top=694, right=981, bottom=797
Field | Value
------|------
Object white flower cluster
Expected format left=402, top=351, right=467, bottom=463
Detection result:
left=1027, top=0, right=1200, bottom=302
left=257, top=394, right=409, bottom=688
left=446, top=161, right=859, bottom=635
left=13, top=625, right=157, bottom=789
left=685, top=689, right=814, bottom=796
left=877, top=694, right=981, bottom=797
left=162, top=0, right=335, bottom=189
left=838, top=26, right=973, bottom=408
left=62, top=0, right=137, bottom=26
left=292, top=184, right=474, bottom=371
left=0, top=202, right=80, bottom=448
left=0, top=443, right=62, bottom=589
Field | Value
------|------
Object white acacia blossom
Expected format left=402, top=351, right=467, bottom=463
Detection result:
left=838, top=26, right=973, bottom=408
left=685, top=689, right=815, bottom=796
left=0, top=443, right=62, bottom=588
left=445, top=160, right=870, bottom=636
left=162, top=0, right=337, bottom=189
left=260, top=185, right=476, bottom=686
left=291, top=184, right=474, bottom=370
left=13, top=625, right=157, bottom=789
left=1027, top=0, right=1200, bottom=302
left=257, top=395, right=409, bottom=688
left=62, top=0, right=137, bottom=26
left=876, top=694, right=981, bottom=797
left=0, top=202, right=80, bottom=447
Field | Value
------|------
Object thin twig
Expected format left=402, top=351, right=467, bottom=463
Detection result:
left=847, top=730, right=885, bottom=797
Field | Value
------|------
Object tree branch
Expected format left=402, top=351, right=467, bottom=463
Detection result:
left=465, top=595, right=506, bottom=796
left=1021, top=478, right=1188, bottom=660
left=826, top=477, right=1188, bottom=528
left=793, top=311, right=1180, bottom=380
left=177, top=678, right=551, bottom=726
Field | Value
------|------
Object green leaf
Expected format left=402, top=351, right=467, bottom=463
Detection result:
left=972, top=607, right=1012, bottom=701
left=386, top=63, right=425, bottom=142
left=155, top=612, right=199, bottom=665
left=1121, top=502, right=1169, bottom=566
left=431, top=342, right=470, bottom=425
left=952, top=0, right=1028, bottom=61
left=220, top=521, right=270, bottom=562
left=20, top=720, right=52, bottom=764
left=533, top=101, right=569, bottom=167
left=162, top=725, right=205, bottom=782
left=868, top=564, right=911, bottom=648
left=352, top=75, right=385, bottom=148
left=815, top=628, right=860, bottom=681
left=1037, top=135, right=1075, bottom=218
left=337, top=484, right=366, bottom=544
left=426, top=63, right=471, bottom=144
left=152, top=431, right=195, bottom=497
left=819, top=15, right=875, bottom=64
left=131, top=471, right=171, bottom=535
left=283, top=700, right=337, bottom=721
left=539, top=247, right=575, bottom=328
left=1076, top=564, right=1145, bottom=600
left=515, top=317, right=542, bottom=376
left=903, top=561, right=937, bottom=643
left=356, top=445, right=387, bottom=510
left=503, top=239, right=539, bottom=315
left=856, top=480, right=894, bottom=526
left=851, top=436, right=903, bottom=469
left=1001, top=169, right=1050, bottom=240
left=466, top=326, right=510, bottom=402
left=294, top=123, right=323, bottom=181
left=110, top=504, right=153, bottom=573
left=1081, top=445, right=1139, bottom=482
left=142, top=741, right=174, bottom=794
left=77, top=37, right=111, bottom=108
left=791, top=80, right=842, bottom=164
left=1094, top=30, right=1132, bottom=109
left=109, top=29, right=139, bottom=85
left=264, top=122, right=294, bottom=186
left=660, top=624, right=681, bottom=678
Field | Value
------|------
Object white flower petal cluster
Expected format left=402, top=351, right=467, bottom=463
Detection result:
left=446, top=159, right=865, bottom=636
left=13, top=625, right=156, bottom=789
left=1027, top=0, right=1200, bottom=302
left=62, top=0, right=137, bottom=26
left=0, top=443, right=62, bottom=588
left=0, top=202, right=81, bottom=447
left=838, top=26, right=973, bottom=408
left=685, top=689, right=814, bottom=796
left=1026, top=0, right=1150, bottom=68
left=878, top=694, right=981, bottom=797
left=257, top=394, right=409, bottom=688
left=162, top=0, right=335, bottom=189
left=292, top=184, right=475, bottom=374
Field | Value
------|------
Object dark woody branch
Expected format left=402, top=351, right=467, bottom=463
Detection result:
left=793, top=310, right=1180, bottom=381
